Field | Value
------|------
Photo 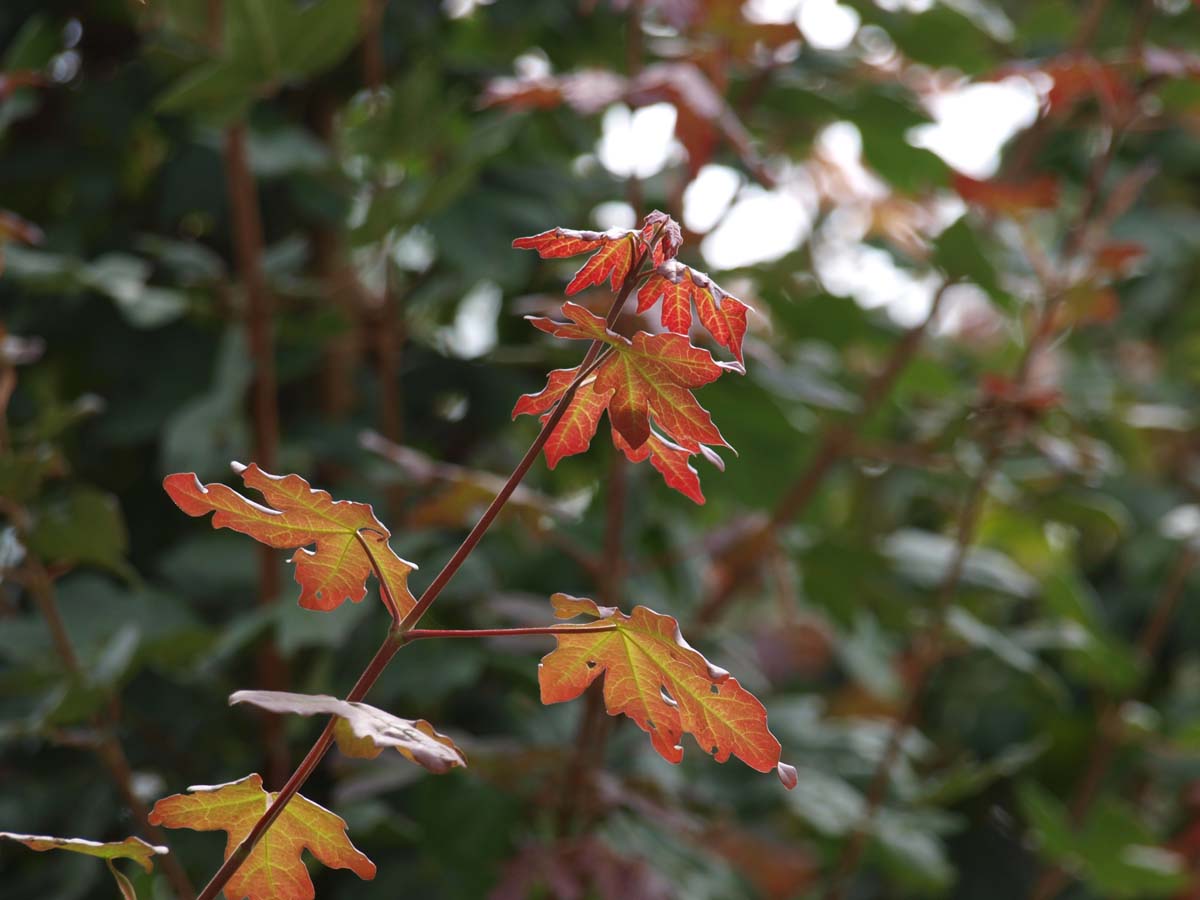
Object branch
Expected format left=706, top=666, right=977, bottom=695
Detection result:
left=223, top=120, right=290, bottom=785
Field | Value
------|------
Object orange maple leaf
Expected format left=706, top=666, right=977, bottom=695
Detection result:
left=538, top=594, right=789, bottom=779
left=163, top=463, right=416, bottom=618
left=149, top=774, right=375, bottom=900
left=637, top=261, right=750, bottom=363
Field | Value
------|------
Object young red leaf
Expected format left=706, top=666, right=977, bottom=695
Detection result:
left=637, top=261, right=750, bottom=363
left=531, top=302, right=733, bottom=449
left=641, top=209, right=682, bottom=264
left=615, top=428, right=708, bottom=505
left=149, top=774, right=375, bottom=900
left=512, top=227, right=640, bottom=294
left=229, top=690, right=467, bottom=773
left=538, top=593, right=790, bottom=780
left=163, top=463, right=416, bottom=618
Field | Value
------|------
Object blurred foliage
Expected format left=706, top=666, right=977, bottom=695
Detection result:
left=3, top=0, right=1200, bottom=898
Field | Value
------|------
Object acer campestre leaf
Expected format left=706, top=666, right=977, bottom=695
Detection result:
left=538, top=594, right=791, bottom=783
left=0, top=832, right=165, bottom=870
left=149, top=774, right=375, bottom=900
left=0, top=832, right=165, bottom=900
left=511, top=210, right=681, bottom=294
left=229, top=690, right=467, bottom=774
left=515, top=302, right=735, bottom=502
left=512, top=227, right=640, bottom=295
left=637, top=260, right=750, bottom=364
left=163, top=463, right=416, bottom=618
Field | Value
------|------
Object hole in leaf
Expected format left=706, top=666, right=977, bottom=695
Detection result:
left=659, top=685, right=678, bottom=708
left=586, top=660, right=597, bottom=669
left=710, top=684, right=720, bottom=695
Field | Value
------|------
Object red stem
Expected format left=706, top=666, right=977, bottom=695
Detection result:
left=223, top=121, right=290, bottom=786
left=404, top=624, right=617, bottom=641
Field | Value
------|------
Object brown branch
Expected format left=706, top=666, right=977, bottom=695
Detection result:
left=556, top=450, right=627, bottom=835
left=222, top=122, right=290, bottom=786
left=24, top=559, right=196, bottom=900
left=1028, top=546, right=1199, bottom=900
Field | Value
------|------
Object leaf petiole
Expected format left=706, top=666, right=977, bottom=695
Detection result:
left=401, top=624, right=618, bottom=642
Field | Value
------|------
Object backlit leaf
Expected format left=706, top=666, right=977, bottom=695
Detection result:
left=636, top=260, right=750, bottom=363
left=0, top=832, right=165, bottom=871
left=512, top=227, right=640, bottom=295
left=1, top=832, right=165, bottom=900
left=163, top=463, right=416, bottom=618
left=149, top=773, right=375, bottom=900
left=538, top=593, right=790, bottom=781
left=229, top=690, right=467, bottom=773
left=525, top=302, right=735, bottom=451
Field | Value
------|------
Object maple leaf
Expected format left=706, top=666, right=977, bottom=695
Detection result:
left=513, top=368, right=717, bottom=504
left=525, top=301, right=735, bottom=452
left=636, top=260, right=750, bottom=363
left=164, top=463, right=416, bottom=618
left=230, top=690, right=467, bottom=773
left=1, top=832, right=165, bottom=900
left=512, top=226, right=640, bottom=295
left=149, top=774, right=375, bottom=900
left=953, top=174, right=1060, bottom=216
left=615, top=428, right=712, bottom=505
left=538, top=593, right=791, bottom=781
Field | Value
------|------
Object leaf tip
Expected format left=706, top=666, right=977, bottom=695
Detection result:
left=777, top=762, right=798, bottom=790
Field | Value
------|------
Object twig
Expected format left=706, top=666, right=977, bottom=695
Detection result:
left=556, top=449, right=627, bottom=835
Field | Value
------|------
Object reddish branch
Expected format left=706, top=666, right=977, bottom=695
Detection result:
left=223, top=122, right=290, bottom=786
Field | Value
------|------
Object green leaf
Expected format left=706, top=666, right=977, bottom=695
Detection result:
left=1018, top=782, right=1186, bottom=897
left=26, top=487, right=135, bottom=581
left=933, top=218, right=1001, bottom=299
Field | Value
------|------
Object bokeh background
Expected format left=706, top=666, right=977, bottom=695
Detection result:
left=3, top=0, right=1200, bottom=898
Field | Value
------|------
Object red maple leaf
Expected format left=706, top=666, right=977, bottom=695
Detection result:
left=512, top=227, right=641, bottom=295
left=519, top=300, right=734, bottom=451
left=512, top=211, right=683, bottom=294
left=637, top=260, right=750, bottom=363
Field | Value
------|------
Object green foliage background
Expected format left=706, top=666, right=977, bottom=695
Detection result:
left=2, top=1, right=1200, bottom=898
